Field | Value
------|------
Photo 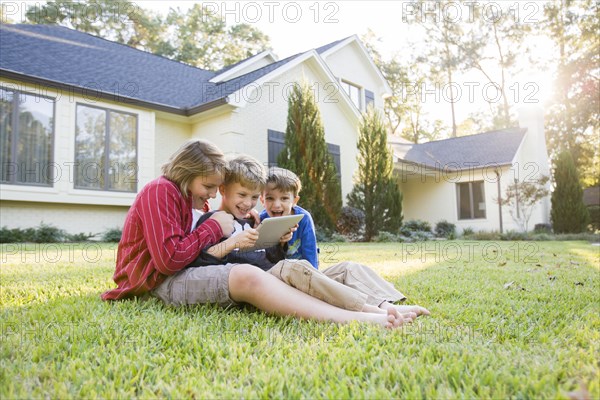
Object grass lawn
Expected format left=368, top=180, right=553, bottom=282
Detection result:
left=1, top=241, right=599, bottom=398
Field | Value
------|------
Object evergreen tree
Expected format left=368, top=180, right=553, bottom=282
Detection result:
left=278, top=83, right=342, bottom=231
left=551, top=150, right=590, bottom=233
left=348, top=107, right=403, bottom=241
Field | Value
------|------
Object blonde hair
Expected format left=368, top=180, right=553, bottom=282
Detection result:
left=225, top=155, right=267, bottom=191
left=161, top=140, right=226, bottom=196
left=266, top=167, right=302, bottom=196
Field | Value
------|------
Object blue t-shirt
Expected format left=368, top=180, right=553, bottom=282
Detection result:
left=260, top=205, right=319, bottom=269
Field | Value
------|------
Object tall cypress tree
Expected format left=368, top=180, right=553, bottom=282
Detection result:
left=348, top=107, right=403, bottom=241
left=278, top=83, right=342, bottom=231
left=551, top=150, right=590, bottom=233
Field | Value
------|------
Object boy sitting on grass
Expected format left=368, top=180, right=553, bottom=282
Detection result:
left=260, top=167, right=429, bottom=318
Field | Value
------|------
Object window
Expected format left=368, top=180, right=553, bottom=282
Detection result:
left=75, top=104, right=137, bottom=192
left=457, top=181, right=486, bottom=219
left=341, top=80, right=361, bottom=110
left=0, top=87, right=55, bottom=186
left=267, top=129, right=341, bottom=180
left=365, top=89, right=375, bottom=108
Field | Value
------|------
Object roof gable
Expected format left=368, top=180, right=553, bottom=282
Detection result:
left=0, top=25, right=380, bottom=117
left=392, top=128, right=527, bottom=170
left=1, top=24, right=219, bottom=112
left=318, top=35, right=392, bottom=96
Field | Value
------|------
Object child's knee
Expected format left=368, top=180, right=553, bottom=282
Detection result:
left=229, top=264, right=266, bottom=292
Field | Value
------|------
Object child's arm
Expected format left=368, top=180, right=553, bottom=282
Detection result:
left=206, top=230, right=259, bottom=259
left=139, top=183, right=223, bottom=275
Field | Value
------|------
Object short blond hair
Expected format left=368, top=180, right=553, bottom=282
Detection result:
left=225, top=155, right=267, bottom=191
left=266, top=167, right=302, bottom=196
left=161, top=140, right=226, bottom=197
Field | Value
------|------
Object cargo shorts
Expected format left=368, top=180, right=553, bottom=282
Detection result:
left=151, top=264, right=237, bottom=307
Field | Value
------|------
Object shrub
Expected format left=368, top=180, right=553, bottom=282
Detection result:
left=336, top=206, right=365, bottom=237
left=588, top=205, right=600, bottom=232
left=435, top=220, right=456, bottom=238
left=534, top=223, right=553, bottom=234
left=0, top=226, right=26, bottom=243
left=464, top=230, right=502, bottom=240
left=32, top=223, right=67, bottom=243
left=329, top=233, right=347, bottom=243
left=551, top=150, right=589, bottom=233
left=66, top=232, right=94, bottom=242
left=102, top=228, right=123, bottom=243
left=315, top=226, right=333, bottom=243
left=531, top=233, right=553, bottom=241
left=374, top=231, right=402, bottom=242
left=500, top=230, right=530, bottom=241
left=554, top=233, right=600, bottom=242
left=461, top=227, right=475, bottom=237
left=411, top=231, right=434, bottom=241
left=400, top=219, right=432, bottom=235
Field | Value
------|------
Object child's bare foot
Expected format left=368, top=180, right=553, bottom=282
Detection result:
left=361, top=311, right=403, bottom=329
left=379, top=302, right=430, bottom=318
left=394, top=304, right=430, bottom=317
left=362, top=303, right=387, bottom=314
left=386, top=307, right=412, bottom=328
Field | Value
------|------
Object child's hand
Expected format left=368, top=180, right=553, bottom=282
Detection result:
left=228, top=228, right=259, bottom=250
left=279, top=224, right=298, bottom=244
left=209, top=211, right=235, bottom=237
left=245, top=209, right=260, bottom=227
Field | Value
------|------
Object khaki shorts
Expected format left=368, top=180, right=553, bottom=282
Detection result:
left=268, top=260, right=406, bottom=311
left=151, top=264, right=237, bottom=307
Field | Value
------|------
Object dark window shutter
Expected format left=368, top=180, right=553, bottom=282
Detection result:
left=327, top=143, right=341, bottom=180
left=268, top=129, right=285, bottom=167
left=365, top=89, right=375, bottom=107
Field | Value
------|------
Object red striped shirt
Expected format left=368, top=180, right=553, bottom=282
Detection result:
left=101, top=176, right=222, bottom=300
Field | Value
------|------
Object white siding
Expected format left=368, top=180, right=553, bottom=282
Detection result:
left=322, top=41, right=386, bottom=110
left=192, top=62, right=360, bottom=205
left=0, top=200, right=128, bottom=236
left=154, top=116, right=192, bottom=177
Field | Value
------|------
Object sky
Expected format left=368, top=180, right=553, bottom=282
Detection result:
left=3, top=0, right=557, bottom=134
left=138, top=1, right=557, bottom=133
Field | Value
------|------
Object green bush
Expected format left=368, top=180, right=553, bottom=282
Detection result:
left=551, top=150, right=589, bottom=233
left=554, top=233, right=600, bottom=242
left=315, top=226, right=333, bottom=243
left=33, top=223, right=67, bottom=243
left=588, top=205, right=600, bottom=232
left=329, top=232, right=347, bottom=242
left=336, top=206, right=365, bottom=240
left=531, top=233, right=553, bottom=241
left=461, top=227, right=475, bottom=237
left=66, top=232, right=94, bottom=242
left=374, top=231, right=403, bottom=242
left=435, top=220, right=456, bottom=238
left=102, top=228, right=123, bottom=243
left=463, top=230, right=502, bottom=240
left=0, top=224, right=93, bottom=243
left=534, top=223, right=553, bottom=234
left=0, top=226, right=27, bottom=243
left=500, top=230, right=530, bottom=241
left=401, top=219, right=432, bottom=234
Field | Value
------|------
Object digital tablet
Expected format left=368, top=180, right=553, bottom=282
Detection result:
left=247, top=214, right=304, bottom=250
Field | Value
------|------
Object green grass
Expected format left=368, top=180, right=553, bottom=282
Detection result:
left=1, top=241, right=599, bottom=398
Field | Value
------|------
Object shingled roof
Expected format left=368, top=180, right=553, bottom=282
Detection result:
left=0, top=24, right=342, bottom=115
left=391, top=128, right=526, bottom=170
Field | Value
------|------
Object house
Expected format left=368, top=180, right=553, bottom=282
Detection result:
left=0, top=24, right=391, bottom=235
left=391, top=106, right=552, bottom=233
